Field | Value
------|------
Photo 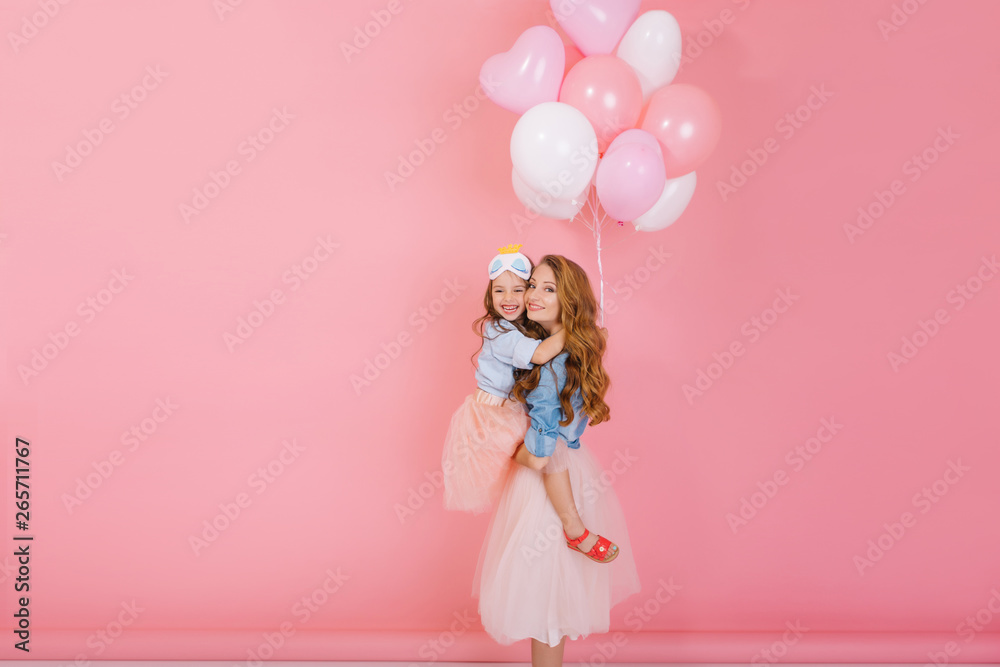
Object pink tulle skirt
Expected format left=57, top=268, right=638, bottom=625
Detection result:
left=441, top=389, right=528, bottom=515
left=473, top=438, right=641, bottom=647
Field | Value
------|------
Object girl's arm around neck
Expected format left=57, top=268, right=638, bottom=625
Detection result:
left=529, top=328, right=566, bottom=365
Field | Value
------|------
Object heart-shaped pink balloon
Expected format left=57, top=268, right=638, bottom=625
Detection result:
left=550, top=0, right=641, bottom=56
left=480, top=26, right=565, bottom=115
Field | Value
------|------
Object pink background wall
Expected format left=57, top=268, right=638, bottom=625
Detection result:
left=2, top=0, right=999, bottom=662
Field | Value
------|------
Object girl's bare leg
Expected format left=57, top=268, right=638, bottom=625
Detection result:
left=513, top=443, right=606, bottom=554
left=531, top=636, right=566, bottom=667
left=513, top=442, right=548, bottom=470
left=542, top=469, right=599, bottom=553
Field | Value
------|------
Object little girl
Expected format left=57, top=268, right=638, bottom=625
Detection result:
left=442, top=244, right=565, bottom=514
left=443, top=245, right=619, bottom=564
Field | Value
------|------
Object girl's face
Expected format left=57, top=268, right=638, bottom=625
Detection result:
left=492, top=271, right=527, bottom=321
left=526, top=263, right=561, bottom=332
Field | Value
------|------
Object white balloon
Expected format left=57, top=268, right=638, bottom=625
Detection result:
left=616, top=10, right=682, bottom=102
left=632, top=171, right=696, bottom=232
left=510, top=102, right=598, bottom=200
left=511, top=167, right=587, bottom=220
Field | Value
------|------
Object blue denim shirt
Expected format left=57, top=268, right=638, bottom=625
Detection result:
left=524, top=352, right=587, bottom=457
left=474, top=321, right=541, bottom=398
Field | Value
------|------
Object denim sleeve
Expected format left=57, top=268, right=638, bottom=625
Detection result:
left=524, top=362, right=563, bottom=458
left=563, top=408, right=587, bottom=449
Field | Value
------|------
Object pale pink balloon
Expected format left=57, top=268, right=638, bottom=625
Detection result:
left=641, top=83, right=722, bottom=178
left=605, top=128, right=662, bottom=156
left=550, top=0, right=641, bottom=56
left=595, top=141, right=666, bottom=222
left=558, top=55, right=643, bottom=153
left=480, top=26, right=565, bottom=115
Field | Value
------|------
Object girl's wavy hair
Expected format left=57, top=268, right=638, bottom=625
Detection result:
left=512, top=255, right=610, bottom=426
left=469, top=258, right=535, bottom=370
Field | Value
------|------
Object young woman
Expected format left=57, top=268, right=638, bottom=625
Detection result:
left=473, top=255, right=641, bottom=666
left=442, top=245, right=617, bottom=564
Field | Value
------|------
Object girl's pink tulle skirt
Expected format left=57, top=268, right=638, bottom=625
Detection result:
left=473, top=438, right=641, bottom=647
left=441, top=390, right=528, bottom=515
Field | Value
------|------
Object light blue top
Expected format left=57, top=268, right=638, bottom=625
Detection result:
left=474, top=320, right=541, bottom=398
left=524, top=352, right=587, bottom=457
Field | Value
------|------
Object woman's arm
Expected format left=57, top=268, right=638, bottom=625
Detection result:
left=515, top=358, right=565, bottom=469
left=529, top=328, right=566, bottom=365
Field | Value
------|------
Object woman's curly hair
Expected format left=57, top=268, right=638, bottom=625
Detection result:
left=512, top=255, right=610, bottom=426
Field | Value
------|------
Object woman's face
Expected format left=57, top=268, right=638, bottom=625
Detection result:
left=526, top=263, right=561, bottom=332
left=491, top=270, right=527, bottom=321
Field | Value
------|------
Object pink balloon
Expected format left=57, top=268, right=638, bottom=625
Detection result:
left=595, top=142, right=666, bottom=221
left=558, top=55, right=643, bottom=153
left=641, top=83, right=722, bottom=178
left=605, top=128, right=662, bottom=156
left=480, top=26, right=565, bottom=115
left=550, top=0, right=641, bottom=56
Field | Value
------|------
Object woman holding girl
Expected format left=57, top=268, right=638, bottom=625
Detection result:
left=473, top=254, right=641, bottom=666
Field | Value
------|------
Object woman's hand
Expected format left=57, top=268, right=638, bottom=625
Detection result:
left=512, top=442, right=550, bottom=471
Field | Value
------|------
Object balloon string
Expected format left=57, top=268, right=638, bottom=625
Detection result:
left=572, top=187, right=613, bottom=326
left=587, top=187, right=607, bottom=328
left=600, top=226, right=639, bottom=253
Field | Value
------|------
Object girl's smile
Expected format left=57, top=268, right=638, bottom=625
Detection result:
left=492, top=270, right=527, bottom=321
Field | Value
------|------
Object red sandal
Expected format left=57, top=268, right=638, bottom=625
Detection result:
left=564, top=528, right=619, bottom=563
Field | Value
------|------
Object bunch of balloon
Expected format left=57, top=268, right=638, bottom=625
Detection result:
left=480, top=1, right=721, bottom=320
